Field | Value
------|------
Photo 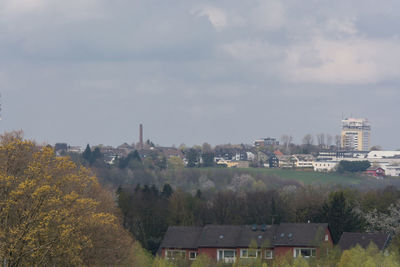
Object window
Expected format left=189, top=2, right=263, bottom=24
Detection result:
left=217, top=250, right=236, bottom=263
left=189, top=252, right=198, bottom=260
left=325, top=234, right=329, bottom=241
left=265, top=250, right=274, bottom=259
left=294, top=248, right=316, bottom=258
left=240, top=249, right=260, bottom=258
left=165, top=250, right=186, bottom=260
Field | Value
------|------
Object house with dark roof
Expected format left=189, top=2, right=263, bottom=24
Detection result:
left=159, top=223, right=332, bottom=263
left=338, top=232, right=391, bottom=251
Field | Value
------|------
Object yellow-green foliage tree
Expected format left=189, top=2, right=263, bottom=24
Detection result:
left=338, top=243, right=399, bottom=267
left=190, top=254, right=215, bottom=267
left=0, top=132, right=133, bottom=266
left=167, top=156, right=185, bottom=170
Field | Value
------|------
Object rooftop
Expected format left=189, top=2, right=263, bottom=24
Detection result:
left=338, top=232, right=391, bottom=251
left=160, top=223, right=330, bottom=250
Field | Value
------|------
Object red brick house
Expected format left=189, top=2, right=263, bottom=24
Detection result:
left=365, top=167, right=385, bottom=178
left=159, top=223, right=333, bottom=262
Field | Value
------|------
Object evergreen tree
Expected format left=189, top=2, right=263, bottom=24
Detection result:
left=195, top=189, right=202, bottom=199
left=118, top=150, right=142, bottom=169
left=337, top=160, right=371, bottom=173
left=82, top=144, right=92, bottom=162
left=317, top=191, right=363, bottom=243
left=161, top=184, right=173, bottom=198
left=201, top=152, right=215, bottom=167
left=92, top=147, right=103, bottom=162
left=186, top=148, right=199, bottom=168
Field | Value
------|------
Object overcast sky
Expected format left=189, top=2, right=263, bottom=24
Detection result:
left=1, top=0, right=399, bottom=149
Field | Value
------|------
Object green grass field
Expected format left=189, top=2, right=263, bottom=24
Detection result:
left=242, top=168, right=363, bottom=185
left=185, top=167, right=400, bottom=191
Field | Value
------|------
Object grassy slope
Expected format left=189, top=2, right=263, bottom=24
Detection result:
left=183, top=168, right=400, bottom=191
left=242, top=168, right=363, bottom=186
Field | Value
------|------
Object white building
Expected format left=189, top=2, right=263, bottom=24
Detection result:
left=313, top=161, right=338, bottom=172
left=292, top=154, right=315, bottom=168
left=341, top=118, right=371, bottom=151
left=381, top=165, right=400, bottom=177
left=367, top=151, right=400, bottom=159
left=246, top=152, right=255, bottom=161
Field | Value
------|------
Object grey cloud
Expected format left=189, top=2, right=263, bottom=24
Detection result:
left=0, top=0, right=399, bottom=149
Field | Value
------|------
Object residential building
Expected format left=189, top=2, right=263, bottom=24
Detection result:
left=233, top=152, right=247, bottom=161
left=338, top=232, right=391, bottom=251
left=367, top=150, right=400, bottom=159
left=104, top=154, right=116, bottom=165
left=268, top=155, right=279, bottom=168
left=365, top=167, right=385, bottom=178
left=341, top=118, right=371, bottom=151
left=159, top=223, right=333, bottom=263
left=277, top=155, right=293, bottom=168
left=157, top=147, right=184, bottom=159
left=67, top=146, right=84, bottom=153
left=254, top=138, right=279, bottom=147
left=246, top=152, right=255, bottom=161
left=291, top=154, right=315, bottom=168
left=313, top=161, right=338, bottom=172
left=216, top=160, right=249, bottom=168
left=381, top=164, right=400, bottom=177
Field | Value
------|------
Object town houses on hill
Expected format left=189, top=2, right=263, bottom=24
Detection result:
left=53, top=119, right=400, bottom=177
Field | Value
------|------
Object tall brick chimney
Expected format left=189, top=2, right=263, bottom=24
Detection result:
left=139, top=123, right=143, bottom=150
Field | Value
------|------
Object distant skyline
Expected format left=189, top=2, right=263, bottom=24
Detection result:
left=1, top=0, right=399, bottom=149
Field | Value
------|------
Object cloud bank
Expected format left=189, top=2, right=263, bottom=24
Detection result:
left=0, top=0, right=399, bottom=148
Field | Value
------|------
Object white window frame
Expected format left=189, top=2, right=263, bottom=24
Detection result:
left=189, top=251, right=198, bottom=260
left=293, top=248, right=316, bottom=258
left=240, top=249, right=261, bottom=258
left=165, top=250, right=186, bottom=260
left=265, top=249, right=274, bottom=259
left=217, top=249, right=237, bottom=263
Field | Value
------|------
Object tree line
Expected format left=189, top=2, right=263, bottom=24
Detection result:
left=117, top=183, right=400, bottom=255
left=130, top=241, right=400, bottom=267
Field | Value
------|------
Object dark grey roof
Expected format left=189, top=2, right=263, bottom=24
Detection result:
left=197, top=225, right=242, bottom=248
left=236, top=225, right=277, bottom=248
left=273, top=223, right=328, bottom=247
left=338, top=232, right=391, bottom=251
left=160, top=223, right=330, bottom=250
left=160, top=226, right=203, bottom=249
